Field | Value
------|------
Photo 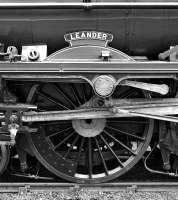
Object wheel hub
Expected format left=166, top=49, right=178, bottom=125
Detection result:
left=72, top=118, right=106, bottom=137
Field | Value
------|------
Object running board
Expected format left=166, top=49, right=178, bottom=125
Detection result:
left=1, top=2, right=178, bottom=9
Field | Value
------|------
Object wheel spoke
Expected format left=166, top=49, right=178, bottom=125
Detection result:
left=106, top=125, right=145, bottom=141
left=82, top=84, right=87, bottom=103
left=63, top=135, right=80, bottom=159
left=103, top=130, right=137, bottom=156
left=119, top=88, right=136, bottom=99
left=75, top=137, right=85, bottom=164
left=88, top=138, right=92, bottom=178
left=71, top=84, right=82, bottom=106
left=26, top=84, right=39, bottom=103
left=54, top=132, right=75, bottom=150
left=47, top=126, right=72, bottom=138
left=126, top=90, right=137, bottom=98
left=53, top=83, right=76, bottom=108
left=100, top=135, right=124, bottom=167
left=94, top=137, right=109, bottom=175
left=37, top=91, right=70, bottom=110
left=37, top=108, right=48, bottom=112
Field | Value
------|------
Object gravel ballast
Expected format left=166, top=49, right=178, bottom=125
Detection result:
left=1, top=190, right=178, bottom=200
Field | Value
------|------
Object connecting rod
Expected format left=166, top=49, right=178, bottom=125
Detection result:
left=21, top=98, right=178, bottom=123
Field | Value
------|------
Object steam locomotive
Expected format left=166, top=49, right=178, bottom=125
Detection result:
left=0, top=0, right=178, bottom=184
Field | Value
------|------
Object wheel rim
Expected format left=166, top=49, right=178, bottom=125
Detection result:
left=27, top=82, right=154, bottom=183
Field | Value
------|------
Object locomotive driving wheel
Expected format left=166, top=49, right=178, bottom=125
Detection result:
left=27, top=82, right=154, bottom=183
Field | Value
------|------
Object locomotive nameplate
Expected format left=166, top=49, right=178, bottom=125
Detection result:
left=64, top=31, right=113, bottom=47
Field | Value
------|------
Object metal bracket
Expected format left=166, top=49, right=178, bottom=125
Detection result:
left=18, top=185, right=30, bottom=196
left=159, top=45, right=178, bottom=61
left=0, top=46, right=21, bottom=62
left=69, top=184, right=80, bottom=192
left=21, top=44, right=47, bottom=62
left=100, top=50, right=111, bottom=61
left=0, top=125, right=37, bottom=146
left=126, top=185, right=137, bottom=193
left=83, top=0, right=91, bottom=2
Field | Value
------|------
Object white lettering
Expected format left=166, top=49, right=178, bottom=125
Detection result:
left=75, top=32, right=80, bottom=39
left=81, top=32, right=86, bottom=38
left=92, top=32, right=97, bottom=39
left=102, top=34, right=107, bottom=40
left=65, top=31, right=112, bottom=44
left=87, top=32, right=92, bottom=38
left=98, top=32, right=102, bottom=39
left=70, top=33, right=75, bottom=40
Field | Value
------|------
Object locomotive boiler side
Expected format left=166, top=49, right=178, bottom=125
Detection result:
left=0, top=1, right=178, bottom=58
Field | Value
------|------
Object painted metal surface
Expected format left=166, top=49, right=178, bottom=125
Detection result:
left=0, top=62, right=177, bottom=73
left=0, top=5, right=176, bottom=58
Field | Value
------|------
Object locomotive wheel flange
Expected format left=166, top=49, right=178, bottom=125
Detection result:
left=26, top=82, right=154, bottom=184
